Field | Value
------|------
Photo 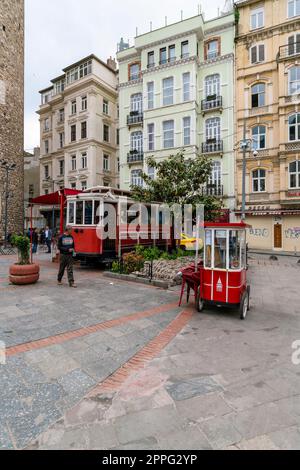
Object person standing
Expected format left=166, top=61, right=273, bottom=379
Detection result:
left=32, top=228, right=38, bottom=254
left=45, top=226, right=52, bottom=253
left=57, top=226, right=77, bottom=288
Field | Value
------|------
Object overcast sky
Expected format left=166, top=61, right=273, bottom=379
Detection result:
left=24, top=0, right=227, bottom=151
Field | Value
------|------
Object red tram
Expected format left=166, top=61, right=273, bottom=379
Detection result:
left=66, top=187, right=173, bottom=264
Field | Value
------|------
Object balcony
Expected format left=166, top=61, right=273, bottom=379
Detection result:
left=278, top=42, right=300, bottom=61
left=201, top=95, right=223, bottom=113
left=127, top=112, right=143, bottom=127
left=201, top=184, right=224, bottom=197
left=127, top=151, right=144, bottom=164
left=202, top=139, right=223, bottom=154
left=159, top=57, right=177, bottom=66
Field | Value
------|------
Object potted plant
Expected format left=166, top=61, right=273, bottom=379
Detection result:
left=9, top=234, right=40, bottom=285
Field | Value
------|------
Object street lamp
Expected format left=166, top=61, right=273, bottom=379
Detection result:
left=0, top=160, right=16, bottom=248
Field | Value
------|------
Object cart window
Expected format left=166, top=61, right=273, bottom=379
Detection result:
left=94, top=201, right=100, bottom=225
left=76, top=201, right=83, bottom=225
left=240, top=231, right=246, bottom=268
left=68, top=202, right=75, bottom=224
left=214, top=230, right=227, bottom=269
left=229, top=230, right=241, bottom=270
left=84, top=201, right=93, bottom=225
left=205, top=230, right=212, bottom=268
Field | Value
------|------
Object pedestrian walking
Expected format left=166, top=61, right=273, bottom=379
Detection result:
left=57, top=226, right=77, bottom=288
left=32, top=228, right=38, bottom=254
left=45, top=226, right=52, bottom=253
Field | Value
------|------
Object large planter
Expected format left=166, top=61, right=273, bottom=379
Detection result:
left=9, top=263, right=40, bottom=285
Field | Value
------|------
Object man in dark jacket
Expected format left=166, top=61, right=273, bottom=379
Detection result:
left=57, top=226, right=77, bottom=288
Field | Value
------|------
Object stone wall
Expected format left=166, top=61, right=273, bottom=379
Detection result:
left=0, top=0, right=24, bottom=238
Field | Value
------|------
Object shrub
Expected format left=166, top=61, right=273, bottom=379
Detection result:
left=122, top=252, right=144, bottom=274
left=135, top=245, right=161, bottom=261
left=111, top=261, right=120, bottom=273
left=11, top=234, right=30, bottom=265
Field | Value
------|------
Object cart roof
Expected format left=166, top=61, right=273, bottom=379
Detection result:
left=204, top=222, right=251, bottom=229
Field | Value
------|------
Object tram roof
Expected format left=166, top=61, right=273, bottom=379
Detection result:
left=204, top=222, right=251, bottom=229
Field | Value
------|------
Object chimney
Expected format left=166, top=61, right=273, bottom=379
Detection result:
left=107, top=56, right=117, bottom=71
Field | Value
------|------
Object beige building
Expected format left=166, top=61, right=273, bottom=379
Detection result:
left=0, top=0, right=24, bottom=239
left=235, top=0, right=300, bottom=253
left=37, top=55, right=119, bottom=203
left=24, top=147, right=44, bottom=230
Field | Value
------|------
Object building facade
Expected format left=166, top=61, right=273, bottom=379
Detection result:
left=0, top=0, right=24, bottom=239
left=235, top=0, right=300, bottom=253
left=24, top=148, right=44, bottom=230
left=37, top=55, right=119, bottom=202
left=117, top=9, right=236, bottom=212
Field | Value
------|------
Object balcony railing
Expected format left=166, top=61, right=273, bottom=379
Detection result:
left=201, top=184, right=224, bottom=197
left=202, top=140, right=223, bottom=154
left=278, top=42, right=300, bottom=60
left=201, top=95, right=223, bottom=112
left=127, top=112, right=143, bottom=126
left=127, top=151, right=144, bottom=163
left=159, top=57, right=176, bottom=65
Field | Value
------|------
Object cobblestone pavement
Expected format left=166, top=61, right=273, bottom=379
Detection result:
left=1, top=253, right=300, bottom=449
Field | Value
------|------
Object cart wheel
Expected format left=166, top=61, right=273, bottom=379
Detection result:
left=240, top=290, right=249, bottom=320
left=196, top=290, right=205, bottom=312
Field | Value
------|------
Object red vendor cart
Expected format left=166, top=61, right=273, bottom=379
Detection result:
left=196, top=222, right=251, bottom=320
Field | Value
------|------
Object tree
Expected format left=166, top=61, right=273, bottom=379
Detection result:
left=131, top=151, right=222, bottom=220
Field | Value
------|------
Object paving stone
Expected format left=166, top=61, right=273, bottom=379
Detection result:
left=267, top=426, right=300, bottom=450
left=157, top=427, right=212, bottom=450
left=57, top=369, right=96, bottom=395
left=198, top=415, right=242, bottom=450
left=0, top=425, right=14, bottom=449
left=87, top=422, right=118, bottom=449
left=176, top=393, right=232, bottom=422
left=238, top=435, right=279, bottom=450
left=166, top=376, right=223, bottom=401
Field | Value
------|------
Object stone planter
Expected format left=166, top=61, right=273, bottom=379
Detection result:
left=9, top=263, right=40, bottom=285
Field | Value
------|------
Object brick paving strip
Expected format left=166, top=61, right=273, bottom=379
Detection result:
left=88, top=307, right=194, bottom=396
left=5, top=301, right=178, bottom=357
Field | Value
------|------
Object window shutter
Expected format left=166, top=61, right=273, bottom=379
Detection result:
left=259, top=45, right=265, bottom=62
left=251, top=46, right=257, bottom=63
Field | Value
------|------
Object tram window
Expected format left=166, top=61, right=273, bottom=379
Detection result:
left=68, top=202, right=75, bottom=224
left=128, top=210, right=138, bottom=224
left=84, top=201, right=93, bottom=225
left=214, top=230, right=227, bottom=269
left=205, top=230, right=212, bottom=268
left=229, top=230, right=241, bottom=270
left=76, top=201, right=83, bottom=225
left=94, top=201, right=100, bottom=225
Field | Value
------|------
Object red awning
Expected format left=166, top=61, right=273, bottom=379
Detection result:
left=29, top=188, right=81, bottom=206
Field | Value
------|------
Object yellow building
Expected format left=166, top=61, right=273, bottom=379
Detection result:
left=235, top=0, right=300, bottom=253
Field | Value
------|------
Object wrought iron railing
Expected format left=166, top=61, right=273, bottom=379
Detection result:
left=127, top=151, right=144, bottom=163
left=202, top=140, right=223, bottom=154
left=201, top=96, right=223, bottom=112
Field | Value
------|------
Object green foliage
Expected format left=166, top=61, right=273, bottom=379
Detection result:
left=11, top=234, right=30, bottom=265
left=234, top=8, right=240, bottom=24
left=111, top=261, right=120, bottom=273
left=135, top=245, right=161, bottom=261
left=122, top=252, right=144, bottom=274
left=130, top=151, right=222, bottom=219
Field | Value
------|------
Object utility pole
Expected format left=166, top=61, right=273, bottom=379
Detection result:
left=241, top=118, right=247, bottom=221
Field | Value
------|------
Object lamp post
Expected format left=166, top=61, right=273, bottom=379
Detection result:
left=0, top=160, right=16, bottom=248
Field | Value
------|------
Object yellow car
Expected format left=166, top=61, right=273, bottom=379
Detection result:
left=180, top=233, right=204, bottom=251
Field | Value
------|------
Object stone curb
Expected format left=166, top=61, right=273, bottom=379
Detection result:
left=103, top=271, right=174, bottom=289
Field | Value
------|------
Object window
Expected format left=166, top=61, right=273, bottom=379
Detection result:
left=44, top=189, right=49, bottom=195
left=66, top=60, right=92, bottom=84
left=131, top=131, right=143, bottom=151
left=252, top=169, right=266, bottom=192
left=169, top=45, right=176, bottom=63
left=70, top=183, right=76, bottom=190
left=130, top=93, right=143, bottom=113
left=117, top=129, right=120, bottom=145
left=71, top=155, right=76, bottom=171
left=147, top=82, right=154, bottom=109
left=206, top=40, right=219, bottom=59
left=44, top=165, right=49, bottom=179
left=163, top=77, right=174, bottom=106
left=59, top=132, right=64, bottom=148
left=81, top=181, right=87, bottom=191
left=45, top=140, right=49, bottom=154
left=71, top=125, right=76, bottom=142
left=103, top=124, right=109, bottom=142
left=289, top=161, right=300, bottom=188
left=289, top=66, right=300, bottom=95
left=148, top=123, right=155, bottom=151
left=250, top=44, right=265, bottom=64
left=59, top=160, right=64, bottom=176
left=288, top=34, right=300, bottom=56
left=209, top=161, right=222, bottom=188
left=148, top=167, right=155, bottom=180
left=252, top=125, right=266, bottom=150
left=81, top=121, right=87, bottom=139
left=81, top=152, right=87, bottom=169
left=181, top=41, right=189, bottom=59
left=147, top=51, right=155, bottom=68
left=44, top=118, right=50, bottom=131
left=84, top=200, right=93, bottom=225
left=214, top=230, right=227, bottom=269
left=71, top=100, right=77, bottom=115
left=183, top=117, right=191, bottom=146
left=129, top=63, right=140, bottom=81
left=103, top=154, right=110, bottom=171
left=183, top=72, right=191, bottom=101
left=288, top=0, right=300, bottom=18
left=251, top=7, right=264, bottom=30
left=205, top=74, right=220, bottom=98
left=206, top=117, right=220, bottom=141
left=103, top=99, right=109, bottom=115
left=160, top=47, right=167, bottom=65
left=58, top=108, right=64, bottom=123
left=131, top=169, right=143, bottom=187
left=163, top=120, right=174, bottom=148
left=289, top=113, right=300, bottom=141
left=251, top=83, right=265, bottom=108
left=81, top=95, right=87, bottom=111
